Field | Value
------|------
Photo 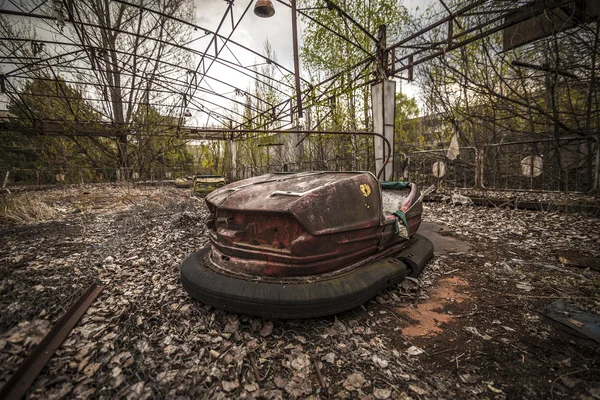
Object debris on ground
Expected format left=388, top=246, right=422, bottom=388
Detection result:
left=558, top=251, right=600, bottom=272
left=542, top=300, right=600, bottom=344
left=0, top=184, right=599, bottom=398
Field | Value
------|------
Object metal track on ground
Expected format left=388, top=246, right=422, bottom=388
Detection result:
left=0, top=283, right=104, bottom=400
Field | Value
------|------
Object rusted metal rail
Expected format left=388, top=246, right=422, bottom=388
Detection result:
left=0, top=283, right=104, bottom=400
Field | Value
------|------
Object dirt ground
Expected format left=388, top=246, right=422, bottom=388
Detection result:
left=0, top=183, right=599, bottom=399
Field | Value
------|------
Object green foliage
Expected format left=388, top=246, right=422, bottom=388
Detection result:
left=9, top=77, right=99, bottom=123
left=395, top=91, right=420, bottom=151
left=300, top=0, right=408, bottom=73
left=2, top=77, right=194, bottom=179
left=298, top=0, right=411, bottom=169
left=2, top=76, right=108, bottom=172
left=129, top=105, right=194, bottom=175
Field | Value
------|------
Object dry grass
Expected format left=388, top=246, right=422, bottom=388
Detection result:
left=1, top=193, right=59, bottom=224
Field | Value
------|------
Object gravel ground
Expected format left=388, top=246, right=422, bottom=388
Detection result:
left=0, top=184, right=599, bottom=399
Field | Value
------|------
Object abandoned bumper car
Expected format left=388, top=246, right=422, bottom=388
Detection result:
left=181, top=171, right=434, bottom=319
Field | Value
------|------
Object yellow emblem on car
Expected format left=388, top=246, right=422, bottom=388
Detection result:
left=360, top=184, right=371, bottom=197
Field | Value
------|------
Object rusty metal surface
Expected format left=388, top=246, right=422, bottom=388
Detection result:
left=0, top=283, right=103, bottom=400
left=204, top=172, right=423, bottom=277
left=206, top=172, right=383, bottom=235
left=204, top=236, right=417, bottom=282
left=254, top=0, right=275, bottom=18
left=291, top=0, right=303, bottom=118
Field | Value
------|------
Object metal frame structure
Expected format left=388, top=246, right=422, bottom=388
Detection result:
left=0, top=0, right=379, bottom=135
left=1, top=0, right=588, bottom=180
left=0, top=0, right=549, bottom=130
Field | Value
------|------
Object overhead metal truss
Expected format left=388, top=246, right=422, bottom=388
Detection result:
left=0, top=0, right=566, bottom=140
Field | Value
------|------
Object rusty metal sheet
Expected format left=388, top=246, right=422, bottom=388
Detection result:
left=204, top=172, right=424, bottom=278
left=542, top=300, right=600, bottom=344
left=503, top=0, right=599, bottom=51
left=206, top=171, right=383, bottom=236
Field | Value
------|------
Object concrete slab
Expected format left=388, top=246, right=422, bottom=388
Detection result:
left=419, top=221, right=471, bottom=254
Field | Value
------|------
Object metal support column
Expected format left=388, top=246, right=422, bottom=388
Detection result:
left=229, top=124, right=237, bottom=181
left=291, top=0, right=303, bottom=119
left=372, top=80, right=396, bottom=181
left=372, top=25, right=395, bottom=181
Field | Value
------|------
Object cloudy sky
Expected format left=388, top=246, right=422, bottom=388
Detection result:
left=193, top=0, right=299, bottom=69
left=187, top=0, right=303, bottom=124
left=191, top=0, right=437, bottom=71
left=0, top=0, right=439, bottom=121
left=187, top=0, right=438, bottom=122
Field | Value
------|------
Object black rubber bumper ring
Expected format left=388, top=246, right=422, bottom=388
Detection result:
left=180, top=234, right=434, bottom=319
left=396, top=233, right=434, bottom=277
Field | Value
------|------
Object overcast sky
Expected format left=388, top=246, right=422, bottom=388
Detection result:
left=0, top=0, right=438, bottom=119
left=193, top=0, right=299, bottom=69
left=188, top=0, right=302, bottom=124
left=188, top=0, right=438, bottom=121
left=190, top=0, right=437, bottom=71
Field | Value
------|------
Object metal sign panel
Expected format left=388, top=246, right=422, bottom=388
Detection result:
left=503, top=0, right=599, bottom=51
left=521, top=155, right=544, bottom=177
left=432, top=161, right=447, bottom=178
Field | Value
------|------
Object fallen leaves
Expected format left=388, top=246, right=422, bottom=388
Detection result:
left=516, top=283, right=533, bottom=291
left=103, top=255, right=115, bottom=264
left=464, top=326, right=492, bottom=341
left=290, top=354, right=311, bottom=371
left=109, top=351, right=132, bottom=367
left=407, top=346, right=425, bottom=356
left=409, top=384, right=428, bottom=395
left=373, top=387, right=392, bottom=399
left=488, top=383, right=504, bottom=394
left=343, top=372, right=368, bottom=391
left=372, top=354, right=389, bottom=368
left=83, top=362, right=101, bottom=377
left=221, top=379, right=239, bottom=392
left=111, top=366, right=125, bottom=388
left=1, top=185, right=598, bottom=399
left=284, top=374, right=313, bottom=397
left=322, top=352, right=336, bottom=364
left=259, top=321, right=273, bottom=337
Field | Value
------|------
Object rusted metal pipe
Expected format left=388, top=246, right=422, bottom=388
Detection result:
left=593, top=135, right=600, bottom=194
left=0, top=283, right=104, bottom=400
left=511, top=60, right=579, bottom=79
left=291, top=0, right=303, bottom=119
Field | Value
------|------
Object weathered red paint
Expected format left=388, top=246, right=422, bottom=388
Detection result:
left=204, top=172, right=423, bottom=278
